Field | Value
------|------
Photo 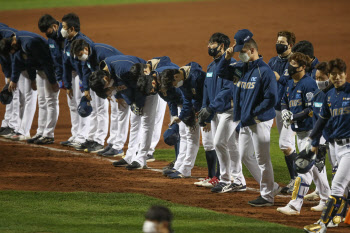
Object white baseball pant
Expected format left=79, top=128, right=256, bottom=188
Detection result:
left=66, top=74, right=90, bottom=143
left=35, top=71, right=59, bottom=138
left=239, top=119, right=275, bottom=202
left=123, top=94, right=157, bottom=167
left=1, top=77, right=19, bottom=130
left=148, top=94, right=167, bottom=155
left=87, top=90, right=108, bottom=145
left=108, top=97, right=130, bottom=150
left=288, top=131, right=330, bottom=211
left=15, top=71, right=37, bottom=137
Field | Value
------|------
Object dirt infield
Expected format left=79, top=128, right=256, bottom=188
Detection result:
left=0, top=0, right=350, bottom=231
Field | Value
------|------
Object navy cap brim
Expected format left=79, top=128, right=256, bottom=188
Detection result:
left=234, top=44, right=244, bottom=52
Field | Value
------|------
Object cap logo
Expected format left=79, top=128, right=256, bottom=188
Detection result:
left=243, top=36, right=250, bottom=42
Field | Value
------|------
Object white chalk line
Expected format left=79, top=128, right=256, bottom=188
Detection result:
left=0, top=138, right=291, bottom=198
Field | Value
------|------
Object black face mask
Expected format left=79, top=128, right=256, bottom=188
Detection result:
left=208, top=45, right=221, bottom=57
left=288, top=64, right=302, bottom=77
left=276, top=44, right=288, bottom=55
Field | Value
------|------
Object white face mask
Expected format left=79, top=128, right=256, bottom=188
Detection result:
left=61, top=28, right=69, bottom=38
left=142, top=220, right=157, bottom=233
left=316, top=80, right=329, bottom=90
left=78, top=53, right=89, bottom=61
left=239, top=52, right=250, bottom=63
left=175, top=80, right=183, bottom=88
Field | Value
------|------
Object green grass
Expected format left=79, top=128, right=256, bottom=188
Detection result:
left=0, top=0, right=202, bottom=11
left=0, top=190, right=303, bottom=233
left=155, top=126, right=333, bottom=188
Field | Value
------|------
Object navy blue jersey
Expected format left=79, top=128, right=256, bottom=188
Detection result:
left=319, top=82, right=350, bottom=139
left=152, top=63, right=182, bottom=116
left=104, top=55, right=147, bottom=107
left=86, top=43, right=123, bottom=72
left=147, top=56, right=177, bottom=71
left=311, top=89, right=331, bottom=141
left=15, top=31, right=56, bottom=84
left=203, top=55, right=236, bottom=120
left=10, top=51, right=28, bottom=82
left=268, top=55, right=290, bottom=110
left=178, top=62, right=206, bottom=121
left=0, top=24, right=17, bottom=78
left=281, top=75, right=318, bottom=132
left=62, top=32, right=93, bottom=90
left=48, top=23, right=65, bottom=82
left=0, top=23, right=17, bottom=39
left=217, top=56, right=278, bottom=127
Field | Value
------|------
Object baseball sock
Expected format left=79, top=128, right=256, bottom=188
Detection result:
left=285, top=151, right=298, bottom=179
left=205, top=150, right=217, bottom=178
left=215, top=158, right=221, bottom=178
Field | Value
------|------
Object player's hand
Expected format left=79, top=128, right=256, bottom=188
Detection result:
left=31, top=81, right=37, bottom=91
left=116, top=98, right=126, bottom=108
left=84, top=90, right=92, bottom=101
left=202, top=123, right=211, bottom=132
left=198, top=107, right=213, bottom=123
left=282, top=109, right=293, bottom=121
left=67, top=88, right=73, bottom=99
left=169, top=116, right=181, bottom=126
left=8, top=81, right=17, bottom=92
left=225, top=46, right=235, bottom=60
left=273, top=71, right=280, bottom=81
left=51, top=82, right=59, bottom=92
left=6, top=77, right=10, bottom=84
left=311, top=146, right=318, bottom=154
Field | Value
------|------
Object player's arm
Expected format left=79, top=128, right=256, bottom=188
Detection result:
left=48, top=42, right=63, bottom=83
left=178, top=89, right=192, bottom=121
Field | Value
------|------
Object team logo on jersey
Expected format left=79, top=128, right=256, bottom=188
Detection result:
left=295, top=93, right=301, bottom=99
left=87, top=63, right=91, bottom=69
left=306, top=92, right=314, bottom=101
left=250, top=77, right=257, bottom=82
left=314, top=102, right=322, bottom=108
left=284, top=69, right=289, bottom=76
left=66, top=51, right=70, bottom=57
left=49, top=44, right=55, bottom=48
left=206, top=72, right=213, bottom=77
left=342, top=101, right=350, bottom=107
left=192, top=88, right=196, bottom=95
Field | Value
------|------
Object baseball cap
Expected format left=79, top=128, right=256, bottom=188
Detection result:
left=163, top=123, right=180, bottom=146
left=0, top=83, right=13, bottom=105
left=234, top=29, right=253, bottom=52
left=78, top=96, right=92, bottom=117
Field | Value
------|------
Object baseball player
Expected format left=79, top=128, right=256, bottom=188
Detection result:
left=136, top=61, right=183, bottom=165
left=71, top=39, right=125, bottom=154
left=268, top=31, right=297, bottom=193
left=304, top=58, right=350, bottom=233
left=60, top=13, right=94, bottom=150
left=89, top=55, right=158, bottom=170
left=142, top=56, right=178, bottom=162
left=0, top=23, right=20, bottom=138
left=276, top=53, right=330, bottom=215
left=0, top=30, right=60, bottom=144
left=160, top=62, right=217, bottom=179
left=197, top=32, right=245, bottom=193
left=216, top=29, right=278, bottom=206
left=292, top=40, right=319, bottom=80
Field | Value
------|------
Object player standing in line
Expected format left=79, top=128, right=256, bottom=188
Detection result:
left=0, top=30, right=60, bottom=144
left=304, top=58, right=350, bottom=233
left=71, top=39, right=124, bottom=153
left=0, top=24, right=20, bottom=138
left=276, top=53, right=330, bottom=215
left=142, top=56, right=178, bottom=162
left=89, top=55, right=158, bottom=170
left=304, top=62, right=332, bottom=202
left=268, top=31, right=297, bottom=193
left=160, top=62, right=216, bottom=179
left=60, top=13, right=94, bottom=150
left=197, top=32, right=246, bottom=193
left=217, top=29, right=278, bottom=206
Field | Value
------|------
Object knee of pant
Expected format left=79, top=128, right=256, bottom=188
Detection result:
left=213, top=139, right=225, bottom=150
left=281, top=147, right=292, bottom=156
left=291, top=176, right=310, bottom=200
left=321, top=195, right=346, bottom=225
